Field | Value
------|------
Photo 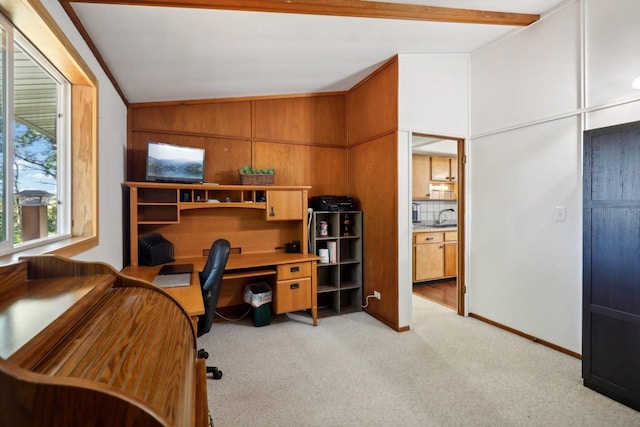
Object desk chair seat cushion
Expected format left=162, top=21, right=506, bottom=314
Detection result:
left=197, top=239, right=230, bottom=337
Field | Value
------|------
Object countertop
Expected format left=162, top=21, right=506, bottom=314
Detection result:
left=412, top=223, right=458, bottom=233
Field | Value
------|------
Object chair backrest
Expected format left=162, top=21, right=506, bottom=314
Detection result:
left=197, top=239, right=230, bottom=337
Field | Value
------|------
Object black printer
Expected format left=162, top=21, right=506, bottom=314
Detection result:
left=310, top=195, right=357, bottom=211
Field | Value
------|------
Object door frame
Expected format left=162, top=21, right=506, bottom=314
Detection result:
left=410, top=132, right=465, bottom=316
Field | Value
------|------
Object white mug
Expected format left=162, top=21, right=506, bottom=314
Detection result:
left=318, top=248, right=329, bottom=264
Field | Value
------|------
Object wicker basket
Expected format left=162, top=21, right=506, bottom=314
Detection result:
left=239, top=172, right=275, bottom=185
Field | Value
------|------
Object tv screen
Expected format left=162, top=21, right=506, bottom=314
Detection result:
left=146, top=141, right=205, bottom=183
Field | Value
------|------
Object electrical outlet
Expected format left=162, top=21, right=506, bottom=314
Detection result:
left=374, top=291, right=381, bottom=300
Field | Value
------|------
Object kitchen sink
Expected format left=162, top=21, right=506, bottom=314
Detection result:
left=432, top=222, right=457, bottom=228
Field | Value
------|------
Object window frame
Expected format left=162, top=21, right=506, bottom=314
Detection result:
left=0, top=0, right=99, bottom=263
left=0, top=28, right=72, bottom=255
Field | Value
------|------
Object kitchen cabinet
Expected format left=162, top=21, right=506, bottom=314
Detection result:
left=444, top=232, right=458, bottom=277
left=412, top=154, right=431, bottom=199
left=430, top=156, right=457, bottom=182
left=413, top=230, right=457, bottom=282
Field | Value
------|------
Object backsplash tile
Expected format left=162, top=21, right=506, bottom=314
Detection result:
left=412, top=200, right=457, bottom=223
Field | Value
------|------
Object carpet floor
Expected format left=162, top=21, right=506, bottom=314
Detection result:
left=200, top=296, right=639, bottom=426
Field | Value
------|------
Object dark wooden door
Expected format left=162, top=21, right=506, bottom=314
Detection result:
left=583, top=121, right=640, bottom=411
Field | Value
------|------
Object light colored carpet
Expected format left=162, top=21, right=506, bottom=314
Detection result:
left=200, top=296, right=640, bottom=426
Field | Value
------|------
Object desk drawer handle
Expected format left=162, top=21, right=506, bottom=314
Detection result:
left=290, top=266, right=300, bottom=272
left=426, top=237, right=434, bottom=241
left=290, top=283, right=299, bottom=290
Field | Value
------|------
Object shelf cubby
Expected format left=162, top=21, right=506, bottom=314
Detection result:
left=310, top=210, right=362, bottom=315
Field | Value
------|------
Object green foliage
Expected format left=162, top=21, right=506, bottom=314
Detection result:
left=239, top=166, right=275, bottom=175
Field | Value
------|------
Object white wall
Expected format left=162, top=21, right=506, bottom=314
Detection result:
left=584, top=0, right=640, bottom=130
left=469, top=0, right=640, bottom=354
left=398, top=54, right=469, bottom=137
left=42, top=0, right=128, bottom=269
left=397, top=55, right=469, bottom=328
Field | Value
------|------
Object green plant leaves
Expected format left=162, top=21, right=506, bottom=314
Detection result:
left=239, top=166, right=275, bottom=174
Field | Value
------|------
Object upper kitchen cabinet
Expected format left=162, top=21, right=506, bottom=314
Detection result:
left=431, top=156, right=457, bottom=182
left=412, top=137, right=458, bottom=199
left=412, top=154, right=431, bottom=199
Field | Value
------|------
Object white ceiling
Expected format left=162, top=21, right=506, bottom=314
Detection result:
left=69, top=1, right=568, bottom=104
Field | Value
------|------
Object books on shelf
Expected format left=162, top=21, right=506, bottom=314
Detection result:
left=327, top=241, right=337, bottom=264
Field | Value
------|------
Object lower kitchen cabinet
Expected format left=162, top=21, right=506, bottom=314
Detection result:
left=413, top=230, right=457, bottom=283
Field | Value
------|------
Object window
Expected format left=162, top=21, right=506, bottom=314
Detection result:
left=0, top=15, right=71, bottom=255
left=0, top=0, right=99, bottom=261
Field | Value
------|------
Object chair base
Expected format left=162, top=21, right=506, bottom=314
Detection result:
left=207, top=366, right=223, bottom=379
left=198, top=349, right=222, bottom=380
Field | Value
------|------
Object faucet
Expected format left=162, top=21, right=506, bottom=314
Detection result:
left=437, top=208, right=455, bottom=224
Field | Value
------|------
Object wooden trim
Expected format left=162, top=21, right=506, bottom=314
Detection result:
left=347, top=129, right=398, bottom=148
left=69, top=0, right=539, bottom=26
left=129, top=90, right=349, bottom=108
left=468, top=313, right=582, bottom=359
left=59, top=0, right=129, bottom=105
left=349, top=55, right=398, bottom=93
left=456, top=139, right=465, bottom=316
left=130, top=128, right=251, bottom=141
left=0, top=0, right=96, bottom=85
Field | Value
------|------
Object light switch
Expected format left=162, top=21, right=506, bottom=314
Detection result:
left=555, top=206, right=566, bottom=222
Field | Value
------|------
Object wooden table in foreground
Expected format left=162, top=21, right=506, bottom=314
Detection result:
left=122, top=252, right=319, bottom=326
left=0, top=255, right=209, bottom=427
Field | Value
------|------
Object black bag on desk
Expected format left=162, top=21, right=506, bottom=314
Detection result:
left=138, top=233, right=175, bottom=266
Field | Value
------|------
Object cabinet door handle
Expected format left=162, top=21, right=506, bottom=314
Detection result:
left=426, top=237, right=434, bottom=241
left=269, top=207, right=275, bottom=216
left=439, top=245, right=444, bottom=249
left=290, top=283, right=299, bottom=290
left=290, top=266, right=300, bottom=272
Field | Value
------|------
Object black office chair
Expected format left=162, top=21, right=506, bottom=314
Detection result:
left=197, top=238, right=230, bottom=380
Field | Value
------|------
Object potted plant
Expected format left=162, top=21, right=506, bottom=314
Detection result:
left=238, top=166, right=275, bottom=185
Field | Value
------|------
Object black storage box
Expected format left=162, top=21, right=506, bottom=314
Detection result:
left=138, top=233, right=175, bottom=266
left=310, top=196, right=357, bottom=211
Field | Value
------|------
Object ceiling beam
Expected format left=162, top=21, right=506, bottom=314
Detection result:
left=67, top=0, right=539, bottom=26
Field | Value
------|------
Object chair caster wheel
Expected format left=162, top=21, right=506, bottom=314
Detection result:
left=207, top=366, right=222, bottom=379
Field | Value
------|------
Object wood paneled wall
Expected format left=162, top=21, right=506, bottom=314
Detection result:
left=127, top=58, right=401, bottom=330
left=128, top=94, right=348, bottom=197
left=347, top=57, right=400, bottom=330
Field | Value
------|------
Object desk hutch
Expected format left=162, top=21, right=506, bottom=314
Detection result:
left=124, top=182, right=319, bottom=325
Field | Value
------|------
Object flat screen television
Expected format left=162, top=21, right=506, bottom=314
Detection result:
left=146, top=141, right=205, bottom=183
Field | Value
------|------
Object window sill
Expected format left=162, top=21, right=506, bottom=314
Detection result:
left=0, top=236, right=97, bottom=267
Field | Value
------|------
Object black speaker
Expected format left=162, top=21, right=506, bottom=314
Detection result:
left=138, top=233, right=174, bottom=266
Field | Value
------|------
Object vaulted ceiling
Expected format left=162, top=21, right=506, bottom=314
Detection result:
left=62, top=0, right=568, bottom=104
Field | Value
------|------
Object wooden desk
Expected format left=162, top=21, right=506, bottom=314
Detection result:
left=0, top=255, right=208, bottom=427
left=122, top=252, right=319, bottom=326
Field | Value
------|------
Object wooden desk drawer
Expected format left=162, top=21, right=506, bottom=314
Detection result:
left=277, top=262, right=312, bottom=280
left=414, top=232, right=443, bottom=244
left=274, top=277, right=311, bottom=314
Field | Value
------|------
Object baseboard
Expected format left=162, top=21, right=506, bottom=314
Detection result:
left=468, top=312, right=582, bottom=359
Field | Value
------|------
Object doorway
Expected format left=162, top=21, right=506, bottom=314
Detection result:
left=410, top=134, right=465, bottom=315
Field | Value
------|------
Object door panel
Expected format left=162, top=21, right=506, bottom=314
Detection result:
left=591, top=208, right=640, bottom=315
left=584, top=121, right=640, bottom=411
